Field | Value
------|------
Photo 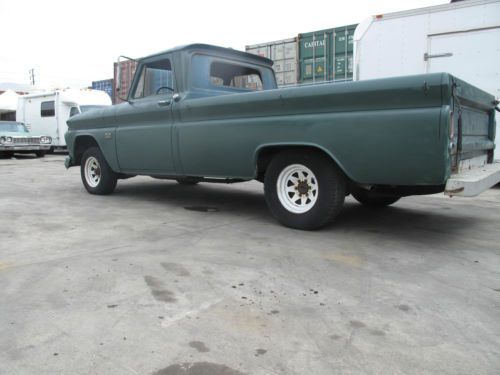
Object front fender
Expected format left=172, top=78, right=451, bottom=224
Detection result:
left=69, top=129, right=119, bottom=172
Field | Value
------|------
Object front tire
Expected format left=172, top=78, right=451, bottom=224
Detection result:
left=264, top=151, right=346, bottom=230
left=80, top=147, right=117, bottom=195
left=351, top=188, right=400, bottom=207
left=35, top=150, right=46, bottom=158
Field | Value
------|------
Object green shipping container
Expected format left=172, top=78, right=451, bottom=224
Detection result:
left=298, top=24, right=357, bottom=84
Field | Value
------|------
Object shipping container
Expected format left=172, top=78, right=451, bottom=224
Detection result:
left=246, top=37, right=298, bottom=87
left=298, top=24, right=357, bottom=84
left=245, top=45, right=271, bottom=59
left=113, top=60, right=138, bottom=104
left=91, top=79, right=113, bottom=101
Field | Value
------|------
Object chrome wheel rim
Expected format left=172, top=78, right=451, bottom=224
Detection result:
left=277, top=164, right=318, bottom=214
left=84, top=156, right=101, bottom=187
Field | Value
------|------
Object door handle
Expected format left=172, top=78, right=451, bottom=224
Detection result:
left=158, top=99, right=171, bottom=107
left=424, top=52, right=453, bottom=61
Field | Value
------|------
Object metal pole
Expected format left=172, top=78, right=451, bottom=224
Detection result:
left=29, top=69, right=35, bottom=86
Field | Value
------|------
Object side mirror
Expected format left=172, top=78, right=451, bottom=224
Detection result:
left=116, top=55, right=137, bottom=103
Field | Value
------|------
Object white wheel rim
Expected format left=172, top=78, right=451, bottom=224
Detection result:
left=84, top=156, right=101, bottom=187
left=276, top=164, right=319, bottom=214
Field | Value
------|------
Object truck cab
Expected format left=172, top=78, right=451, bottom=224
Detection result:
left=70, top=44, right=277, bottom=173
left=118, top=44, right=277, bottom=99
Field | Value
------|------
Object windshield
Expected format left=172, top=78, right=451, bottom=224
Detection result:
left=80, top=105, right=107, bottom=113
left=0, top=122, right=28, bottom=133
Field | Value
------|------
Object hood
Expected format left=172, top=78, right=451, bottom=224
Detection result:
left=67, top=104, right=116, bottom=131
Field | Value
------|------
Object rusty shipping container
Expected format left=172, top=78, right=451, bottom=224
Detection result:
left=113, top=60, right=138, bottom=104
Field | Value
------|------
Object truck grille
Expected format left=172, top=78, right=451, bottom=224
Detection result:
left=13, top=137, right=41, bottom=145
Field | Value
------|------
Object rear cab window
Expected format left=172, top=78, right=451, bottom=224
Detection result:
left=210, top=61, right=263, bottom=91
left=190, top=54, right=276, bottom=95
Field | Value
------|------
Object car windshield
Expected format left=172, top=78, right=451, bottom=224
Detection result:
left=80, top=105, right=107, bottom=113
left=0, top=122, right=28, bottom=133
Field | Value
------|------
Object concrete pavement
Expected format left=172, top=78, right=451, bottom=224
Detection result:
left=1, top=154, right=499, bottom=374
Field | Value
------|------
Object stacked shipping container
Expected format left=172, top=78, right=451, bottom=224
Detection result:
left=246, top=24, right=357, bottom=87
left=246, top=38, right=298, bottom=86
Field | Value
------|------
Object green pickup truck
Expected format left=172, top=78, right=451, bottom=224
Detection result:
left=65, top=44, right=500, bottom=230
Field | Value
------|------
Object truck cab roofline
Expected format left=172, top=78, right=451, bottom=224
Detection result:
left=139, top=43, right=274, bottom=67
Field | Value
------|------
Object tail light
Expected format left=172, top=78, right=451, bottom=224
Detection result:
left=449, top=111, right=454, bottom=139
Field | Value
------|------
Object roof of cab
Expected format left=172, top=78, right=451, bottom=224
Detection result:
left=140, top=43, right=274, bottom=66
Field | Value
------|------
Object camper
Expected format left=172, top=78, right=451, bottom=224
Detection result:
left=353, top=0, right=500, bottom=157
left=16, top=89, right=111, bottom=150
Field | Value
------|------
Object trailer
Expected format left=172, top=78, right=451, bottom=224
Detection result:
left=353, top=0, right=500, bottom=158
left=16, top=89, right=111, bottom=149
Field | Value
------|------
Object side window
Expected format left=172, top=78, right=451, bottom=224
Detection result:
left=210, top=61, right=263, bottom=91
left=41, top=101, right=55, bottom=117
left=133, top=59, right=173, bottom=99
left=69, top=107, right=80, bottom=117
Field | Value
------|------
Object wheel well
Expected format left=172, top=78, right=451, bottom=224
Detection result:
left=74, top=136, right=99, bottom=165
left=256, top=145, right=344, bottom=181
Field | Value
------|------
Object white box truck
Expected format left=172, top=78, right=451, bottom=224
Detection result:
left=16, top=89, right=111, bottom=150
left=353, top=0, right=500, bottom=158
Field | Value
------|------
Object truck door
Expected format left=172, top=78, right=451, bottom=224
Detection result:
left=115, top=57, right=176, bottom=173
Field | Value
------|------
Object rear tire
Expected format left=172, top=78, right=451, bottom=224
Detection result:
left=80, top=147, right=117, bottom=195
left=351, top=188, right=400, bottom=207
left=264, top=151, right=346, bottom=230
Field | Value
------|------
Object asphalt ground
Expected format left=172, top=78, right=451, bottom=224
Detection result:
left=1, top=154, right=499, bottom=374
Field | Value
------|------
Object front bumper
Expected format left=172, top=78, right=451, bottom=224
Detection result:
left=445, top=162, right=500, bottom=196
left=0, top=145, right=51, bottom=151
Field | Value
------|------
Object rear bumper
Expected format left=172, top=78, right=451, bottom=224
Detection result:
left=445, top=162, right=500, bottom=197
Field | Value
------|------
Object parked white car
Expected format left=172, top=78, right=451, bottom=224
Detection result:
left=0, top=121, right=52, bottom=158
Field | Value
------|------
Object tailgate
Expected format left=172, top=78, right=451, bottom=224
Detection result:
left=449, top=76, right=496, bottom=173
left=445, top=75, right=500, bottom=196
